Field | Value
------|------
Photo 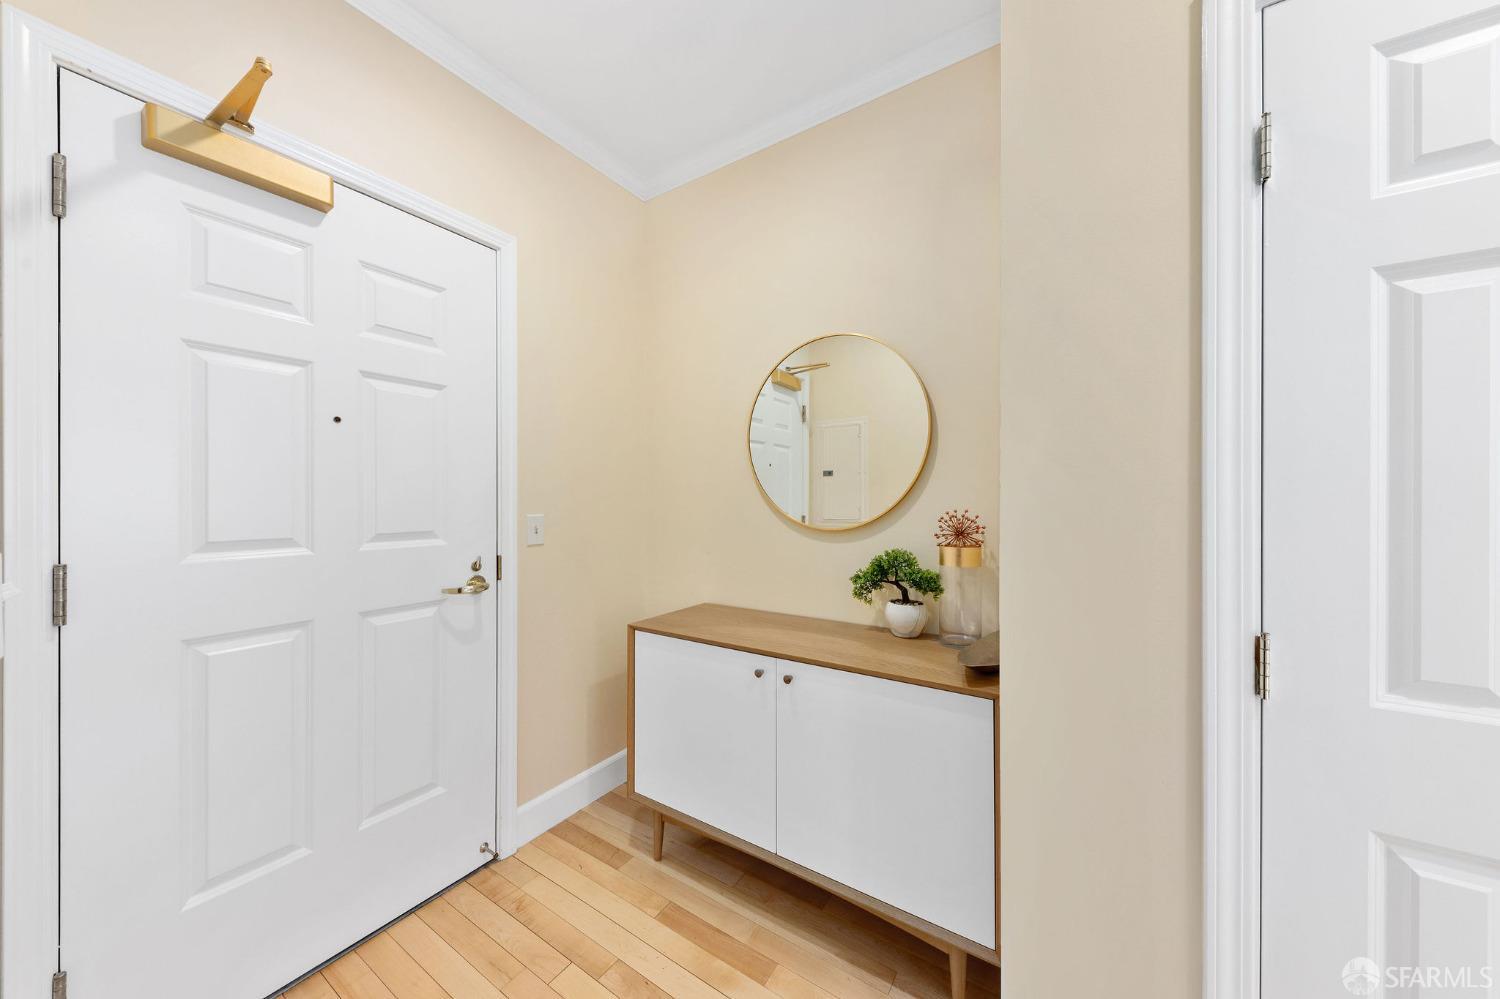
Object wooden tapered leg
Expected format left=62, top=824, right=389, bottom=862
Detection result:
left=651, top=810, right=666, bottom=862
left=948, top=947, right=967, bottom=999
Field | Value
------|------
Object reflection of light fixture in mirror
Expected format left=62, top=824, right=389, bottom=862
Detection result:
left=747, top=333, right=931, bottom=532
left=769, top=369, right=802, bottom=391
left=769, top=362, right=830, bottom=392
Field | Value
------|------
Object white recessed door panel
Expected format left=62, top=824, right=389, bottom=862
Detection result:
left=58, top=71, right=498, bottom=999
left=1264, top=0, right=1500, bottom=988
left=633, top=632, right=777, bottom=851
left=775, top=660, right=995, bottom=947
left=812, top=418, right=867, bottom=526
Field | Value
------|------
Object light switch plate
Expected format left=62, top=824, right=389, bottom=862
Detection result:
left=526, top=514, right=545, bottom=546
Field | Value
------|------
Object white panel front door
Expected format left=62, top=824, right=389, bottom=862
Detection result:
left=632, top=632, right=777, bottom=851
left=58, top=72, right=498, bottom=998
left=1264, top=1, right=1500, bottom=990
left=774, top=660, right=995, bottom=947
left=749, top=379, right=807, bottom=522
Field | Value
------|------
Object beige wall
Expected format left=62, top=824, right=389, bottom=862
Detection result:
left=15, top=0, right=653, bottom=801
left=998, top=0, right=1201, bottom=993
left=644, top=50, right=1001, bottom=632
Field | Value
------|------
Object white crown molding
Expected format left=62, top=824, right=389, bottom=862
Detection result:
left=641, top=10, right=1002, bottom=199
left=345, top=0, right=655, bottom=198
left=345, top=0, right=1000, bottom=201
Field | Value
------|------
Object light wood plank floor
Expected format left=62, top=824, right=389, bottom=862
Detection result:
left=279, top=789, right=999, bottom=999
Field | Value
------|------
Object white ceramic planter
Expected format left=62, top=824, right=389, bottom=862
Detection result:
left=884, top=600, right=928, bottom=639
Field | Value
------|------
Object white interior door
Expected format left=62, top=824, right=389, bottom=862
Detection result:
left=1263, top=1, right=1500, bottom=990
left=632, top=632, right=777, bottom=851
left=774, top=660, right=994, bottom=947
left=58, top=71, right=498, bottom=999
left=812, top=418, right=867, bottom=526
left=749, top=378, right=807, bottom=522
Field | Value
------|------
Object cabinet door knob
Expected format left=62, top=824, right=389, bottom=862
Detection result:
left=754, top=668, right=764, bottom=678
left=783, top=675, right=793, bottom=684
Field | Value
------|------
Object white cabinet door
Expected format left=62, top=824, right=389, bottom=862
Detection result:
left=776, top=660, right=995, bottom=947
left=633, top=632, right=777, bottom=851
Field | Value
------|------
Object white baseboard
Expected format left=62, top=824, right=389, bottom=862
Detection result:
left=513, top=749, right=627, bottom=849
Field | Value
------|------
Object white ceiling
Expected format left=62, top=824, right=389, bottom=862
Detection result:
left=346, top=0, right=1001, bottom=200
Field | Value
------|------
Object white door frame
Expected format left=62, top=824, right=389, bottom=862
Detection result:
left=0, top=8, right=521, bottom=996
left=1202, top=1, right=1278, bottom=997
left=797, top=376, right=812, bottom=520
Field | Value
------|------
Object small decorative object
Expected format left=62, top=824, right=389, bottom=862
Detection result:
left=935, top=508, right=986, bottom=549
left=935, top=509, right=985, bottom=648
left=958, top=631, right=999, bottom=672
left=851, top=549, right=943, bottom=638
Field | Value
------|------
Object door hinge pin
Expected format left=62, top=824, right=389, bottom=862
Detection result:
left=51, top=564, right=68, bottom=627
left=1256, top=112, right=1272, bottom=184
left=495, top=555, right=502, bottom=581
left=51, top=152, right=66, bottom=218
left=480, top=842, right=499, bottom=860
left=52, top=970, right=67, bottom=999
left=1254, top=631, right=1270, bottom=700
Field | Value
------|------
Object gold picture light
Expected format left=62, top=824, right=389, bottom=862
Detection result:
left=768, top=360, right=830, bottom=392
left=205, top=56, right=272, bottom=133
left=141, top=57, right=334, bottom=213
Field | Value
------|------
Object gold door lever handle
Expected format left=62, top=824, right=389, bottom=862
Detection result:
left=441, top=574, right=490, bottom=595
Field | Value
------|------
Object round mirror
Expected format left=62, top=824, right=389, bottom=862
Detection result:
left=747, top=333, right=931, bottom=531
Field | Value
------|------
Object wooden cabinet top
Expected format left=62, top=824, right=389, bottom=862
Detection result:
left=630, top=603, right=998, bottom=700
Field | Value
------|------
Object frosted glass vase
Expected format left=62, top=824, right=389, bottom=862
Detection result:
left=938, top=545, right=983, bottom=648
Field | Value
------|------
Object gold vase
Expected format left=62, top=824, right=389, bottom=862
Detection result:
left=938, top=544, right=984, bottom=568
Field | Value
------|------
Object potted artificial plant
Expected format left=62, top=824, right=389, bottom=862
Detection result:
left=851, top=548, right=943, bottom=638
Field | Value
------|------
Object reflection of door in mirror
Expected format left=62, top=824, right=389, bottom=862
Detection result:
left=749, top=376, right=809, bottom=522
left=813, top=418, right=868, bottom=526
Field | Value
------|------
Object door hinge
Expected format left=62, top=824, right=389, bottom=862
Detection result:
left=800, top=404, right=807, bottom=424
left=495, top=554, right=503, bottom=581
left=1253, top=631, right=1269, bottom=700
left=51, top=153, right=66, bottom=218
left=51, top=564, right=68, bottom=627
left=52, top=970, right=67, bottom=999
left=1256, top=112, right=1272, bottom=184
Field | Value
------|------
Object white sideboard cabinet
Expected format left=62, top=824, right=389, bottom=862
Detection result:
left=628, top=604, right=999, bottom=999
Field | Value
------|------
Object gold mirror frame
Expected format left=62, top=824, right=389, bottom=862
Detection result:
left=746, top=332, right=933, bottom=532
